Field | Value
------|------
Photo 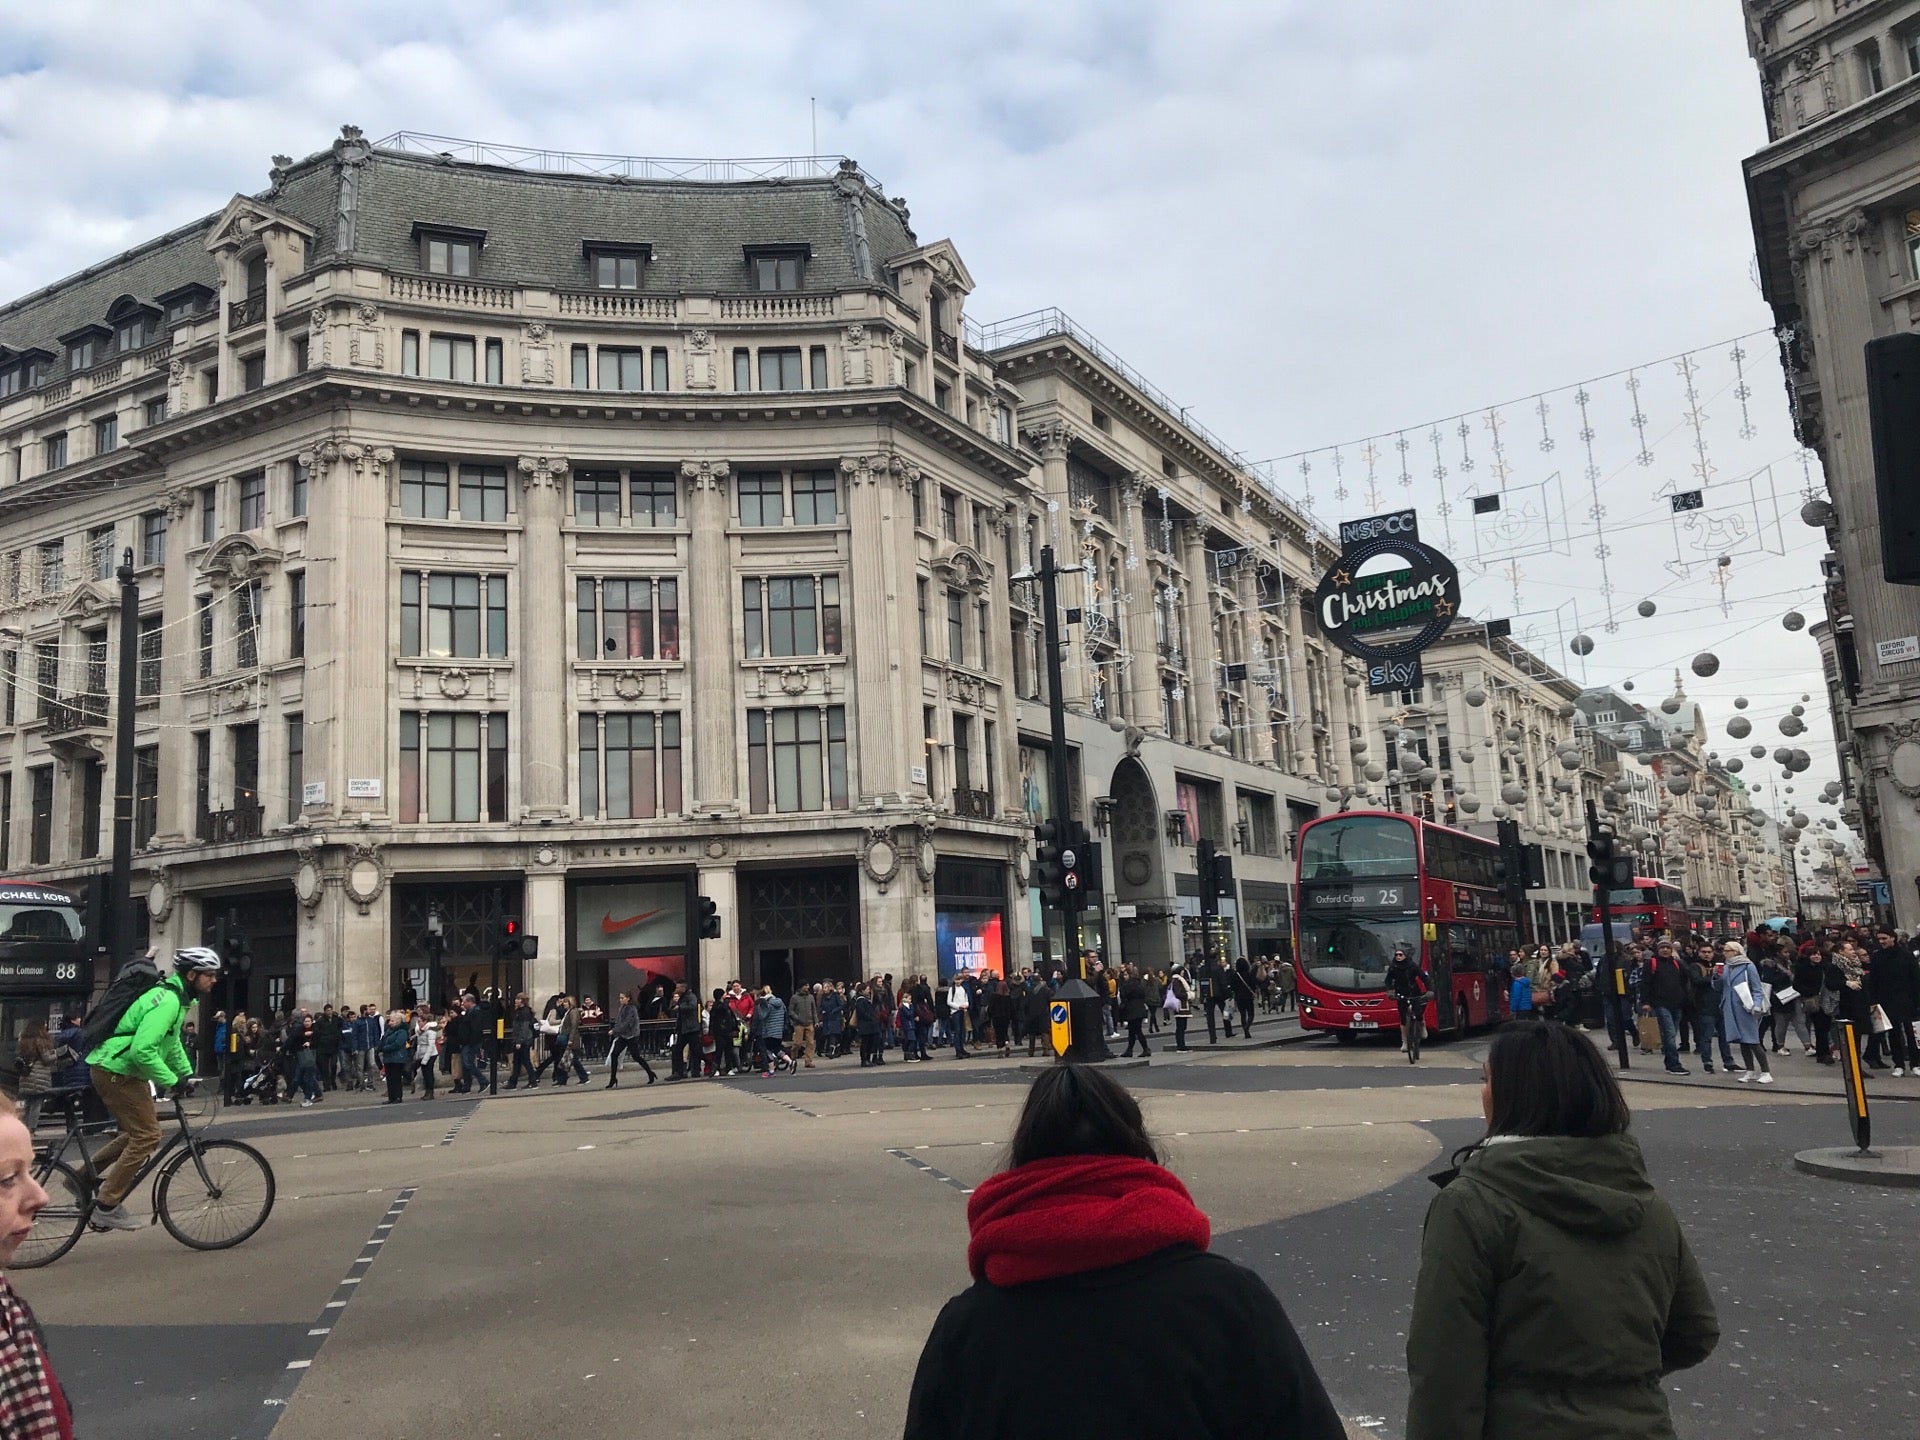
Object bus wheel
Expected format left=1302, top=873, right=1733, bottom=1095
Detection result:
left=1453, top=999, right=1469, bottom=1043
left=1333, top=1030, right=1357, bottom=1045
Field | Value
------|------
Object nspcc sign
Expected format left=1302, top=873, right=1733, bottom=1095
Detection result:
left=1312, top=510, right=1460, bottom=693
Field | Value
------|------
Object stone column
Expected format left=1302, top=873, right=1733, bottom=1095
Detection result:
left=153, top=487, right=198, bottom=844
left=1031, top=424, right=1087, bottom=708
left=1121, top=478, right=1163, bottom=731
left=1325, top=642, right=1357, bottom=787
left=695, top=862, right=736, bottom=995
left=1283, top=587, right=1312, bottom=778
left=682, top=460, right=739, bottom=816
left=524, top=867, right=566, bottom=1000
left=1181, top=522, right=1220, bottom=747
left=1234, top=559, right=1272, bottom=763
left=842, top=454, right=904, bottom=803
left=987, top=503, right=1021, bottom=813
left=280, top=439, right=389, bottom=823
left=858, top=849, right=933, bottom=983
left=516, top=454, right=570, bottom=819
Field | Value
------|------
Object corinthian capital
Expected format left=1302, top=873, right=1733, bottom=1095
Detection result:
left=681, top=458, right=729, bottom=493
left=1029, top=421, right=1072, bottom=460
left=517, top=454, right=571, bottom=489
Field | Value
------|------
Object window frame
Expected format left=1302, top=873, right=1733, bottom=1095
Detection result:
left=140, top=510, right=167, bottom=567
left=576, top=576, right=681, bottom=662
left=746, top=705, right=849, bottom=814
left=427, top=333, right=477, bottom=382
left=398, top=709, right=509, bottom=824
left=400, top=571, right=508, bottom=660
left=742, top=574, right=842, bottom=659
left=236, top=469, right=267, bottom=531
left=578, top=709, right=683, bottom=820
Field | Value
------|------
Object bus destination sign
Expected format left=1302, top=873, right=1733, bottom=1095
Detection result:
left=1301, top=880, right=1417, bottom=914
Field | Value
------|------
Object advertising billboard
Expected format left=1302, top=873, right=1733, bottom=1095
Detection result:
left=936, top=907, right=1005, bottom=983
left=573, top=879, right=688, bottom=987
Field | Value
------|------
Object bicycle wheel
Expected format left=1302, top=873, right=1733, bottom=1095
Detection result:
left=1404, top=1006, right=1421, bottom=1064
left=155, top=1140, right=275, bottom=1251
left=15, top=1160, right=88, bottom=1269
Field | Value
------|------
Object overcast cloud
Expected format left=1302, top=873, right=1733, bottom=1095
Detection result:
left=0, top=1, right=1849, bottom=855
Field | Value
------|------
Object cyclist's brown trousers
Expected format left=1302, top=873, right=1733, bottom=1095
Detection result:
left=90, top=1066, right=161, bottom=1210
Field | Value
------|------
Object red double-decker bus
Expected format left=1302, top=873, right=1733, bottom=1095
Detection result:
left=1591, top=877, right=1689, bottom=937
left=1293, top=810, right=1518, bottom=1042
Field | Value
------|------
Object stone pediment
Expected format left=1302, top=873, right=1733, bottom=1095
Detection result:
left=205, top=195, right=316, bottom=254
left=931, top=544, right=990, bottom=591
left=56, top=580, right=117, bottom=623
left=197, top=533, right=282, bottom=587
left=890, top=239, right=975, bottom=296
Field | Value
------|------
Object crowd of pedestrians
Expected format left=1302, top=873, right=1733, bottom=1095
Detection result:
left=1516, top=920, right=1920, bottom=1082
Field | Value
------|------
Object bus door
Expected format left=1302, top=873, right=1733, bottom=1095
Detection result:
left=1426, top=926, right=1455, bottom=1031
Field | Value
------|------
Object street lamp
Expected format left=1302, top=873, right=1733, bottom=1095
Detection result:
left=423, top=904, right=445, bottom=1011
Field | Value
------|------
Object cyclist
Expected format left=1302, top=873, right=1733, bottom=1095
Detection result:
left=85, top=947, right=221, bottom=1232
left=1385, top=947, right=1428, bottom=1050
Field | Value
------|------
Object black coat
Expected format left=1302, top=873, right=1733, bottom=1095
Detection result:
left=1869, top=945, right=1920, bottom=1021
left=1118, top=979, right=1148, bottom=1023
left=1643, top=957, right=1689, bottom=1012
left=904, top=1246, right=1344, bottom=1440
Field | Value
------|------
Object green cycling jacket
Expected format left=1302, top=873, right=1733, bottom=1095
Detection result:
left=86, top=974, right=194, bottom=1088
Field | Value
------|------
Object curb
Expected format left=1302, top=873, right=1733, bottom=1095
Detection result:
left=1793, top=1146, right=1920, bottom=1187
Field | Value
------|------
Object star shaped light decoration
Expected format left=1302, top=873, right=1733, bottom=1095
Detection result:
left=1331, top=569, right=1351, bottom=588
left=1433, top=597, right=1455, bottom=617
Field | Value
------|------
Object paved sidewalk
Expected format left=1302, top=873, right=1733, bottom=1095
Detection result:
left=1615, top=1054, right=1920, bottom=1102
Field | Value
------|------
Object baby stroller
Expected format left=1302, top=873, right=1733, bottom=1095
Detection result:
left=240, top=1065, right=283, bottom=1105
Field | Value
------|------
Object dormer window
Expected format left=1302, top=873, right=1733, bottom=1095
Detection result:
left=413, top=223, right=486, bottom=278
left=744, top=244, right=810, bottom=292
left=157, top=284, right=215, bottom=326
left=68, top=337, right=96, bottom=371
left=584, top=241, right=652, bottom=290
left=115, top=313, right=157, bottom=352
left=243, top=254, right=267, bottom=295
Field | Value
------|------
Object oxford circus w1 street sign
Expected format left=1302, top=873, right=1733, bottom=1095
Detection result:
left=1312, top=510, right=1459, bottom=693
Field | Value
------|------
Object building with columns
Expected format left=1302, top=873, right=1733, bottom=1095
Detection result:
left=0, top=130, right=1350, bottom=1013
left=1743, top=0, right=1920, bottom=930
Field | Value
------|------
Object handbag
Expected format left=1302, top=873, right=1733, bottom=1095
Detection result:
left=1636, top=1014, right=1661, bottom=1051
left=1871, top=1004, right=1894, bottom=1035
left=1774, top=985, right=1800, bottom=1006
left=1162, top=987, right=1180, bottom=1012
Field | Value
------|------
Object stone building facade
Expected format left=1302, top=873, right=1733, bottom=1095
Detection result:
left=0, top=130, right=1348, bottom=1012
left=1743, top=0, right=1920, bottom=928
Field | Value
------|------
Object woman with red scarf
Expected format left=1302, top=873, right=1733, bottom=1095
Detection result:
left=0, top=1092, right=72, bottom=1437
left=903, top=1065, right=1343, bottom=1439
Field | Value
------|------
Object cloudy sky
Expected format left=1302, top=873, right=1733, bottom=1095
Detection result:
left=0, top=1, right=1850, bottom=859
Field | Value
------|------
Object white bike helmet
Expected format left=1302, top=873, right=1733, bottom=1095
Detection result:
left=174, top=946, right=224, bottom=974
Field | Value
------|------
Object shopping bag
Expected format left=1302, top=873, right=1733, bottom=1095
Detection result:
left=1871, top=1004, right=1893, bottom=1035
left=1636, top=1014, right=1661, bottom=1051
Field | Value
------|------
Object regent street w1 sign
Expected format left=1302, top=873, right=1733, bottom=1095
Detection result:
left=1311, top=509, right=1460, bottom=693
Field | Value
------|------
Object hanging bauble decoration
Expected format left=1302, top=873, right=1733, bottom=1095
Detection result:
left=1791, top=704, right=1805, bottom=717
left=1691, top=652, right=1720, bottom=678
left=1554, top=777, right=1575, bottom=794
left=1790, top=749, right=1812, bottom=772
left=1666, top=773, right=1692, bottom=794
left=1381, top=723, right=1400, bottom=742
left=1717, top=555, right=1731, bottom=568
left=1559, top=752, right=1581, bottom=771
left=1457, top=793, right=1481, bottom=814
left=1751, top=744, right=1766, bottom=758
left=1350, top=738, right=1369, bottom=756
left=1660, top=696, right=1681, bottom=714
left=1783, top=611, right=1806, bottom=632
left=1734, top=696, right=1748, bottom=709
left=1779, top=715, right=1805, bottom=737
left=1363, top=762, right=1385, bottom=782
left=1725, top=757, right=1743, bottom=773
left=1800, top=496, right=1834, bottom=527
left=1209, top=723, right=1232, bottom=746
left=1772, top=747, right=1791, bottom=764
left=1557, top=702, right=1577, bottom=719
left=1457, top=750, right=1475, bottom=765
left=1547, top=802, right=1564, bottom=817
left=1324, top=788, right=1345, bottom=804
left=1502, top=725, right=1523, bottom=742
left=1637, top=599, right=1657, bottom=617
left=1501, top=783, right=1527, bottom=805
left=1569, top=634, right=1594, bottom=656
left=1343, top=671, right=1363, bottom=688
left=1465, top=686, right=1487, bottom=707
left=1801, top=693, right=1811, bottom=702
left=1727, top=716, right=1751, bottom=739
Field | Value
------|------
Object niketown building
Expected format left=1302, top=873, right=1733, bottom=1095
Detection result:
left=0, top=130, right=1342, bottom=1013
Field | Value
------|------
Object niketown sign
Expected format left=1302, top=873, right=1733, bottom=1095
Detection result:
left=1311, top=509, right=1460, bottom=694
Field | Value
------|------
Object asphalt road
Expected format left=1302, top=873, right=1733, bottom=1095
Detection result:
left=26, top=1038, right=1910, bottom=1440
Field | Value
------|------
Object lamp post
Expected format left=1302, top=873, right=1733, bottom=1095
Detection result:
left=423, top=905, right=445, bottom=1012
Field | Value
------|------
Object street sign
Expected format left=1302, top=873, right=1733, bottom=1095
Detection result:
left=1063, top=872, right=1080, bottom=890
left=1061, top=849, right=1077, bottom=870
left=1049, top=1000, right=1070, bottom=1057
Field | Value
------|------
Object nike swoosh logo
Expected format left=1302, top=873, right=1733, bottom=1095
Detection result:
left=601, top=908, right=666, bottom=936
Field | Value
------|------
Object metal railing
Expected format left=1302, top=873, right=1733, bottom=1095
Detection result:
left=951, top=787, right=995, bottom=821
left=933, top=328, right=958, bottom=361
left=374, top=133, right=887, bottom=192
left=43, top=694, right=107, bottom=735
left=228, top=292, right=266, bottom=329
left=199, top=802, right=265, bottom=845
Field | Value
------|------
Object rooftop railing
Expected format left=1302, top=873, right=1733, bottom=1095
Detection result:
left=374, top=133, right=887, bottom=193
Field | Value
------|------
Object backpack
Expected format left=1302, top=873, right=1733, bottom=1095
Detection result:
left=79, top=956, right=165, bottom=1056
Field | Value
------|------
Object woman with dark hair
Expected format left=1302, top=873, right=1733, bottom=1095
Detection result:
left=1407, top=1022, right=1718, bottom=1440
left=904, top=1065, right=1343, bottom=1439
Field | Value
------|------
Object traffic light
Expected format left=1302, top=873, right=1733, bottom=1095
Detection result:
left=1866, top=333, right=1920, bottom=584
left=498, top=915, right=522, bottom=958
left=1210, top=849, right=1234, bottom=898
left=1585, top=832, right=1634, bottom=889
left=698, top=896, right=721, bottom=940
left=1035, top=820, right=1066, bottom=904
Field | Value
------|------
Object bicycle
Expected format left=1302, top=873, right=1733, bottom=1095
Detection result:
left=1398, top=996, right=1423, bottom=1065
left=19, top=1085, right=275, bottom=1268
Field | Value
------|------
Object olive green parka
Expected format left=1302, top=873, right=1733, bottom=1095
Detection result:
left=1406, top=1133, right=1718, bottom=1440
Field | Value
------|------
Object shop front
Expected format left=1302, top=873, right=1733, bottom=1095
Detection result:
left=1175, top=870, right=1242, bottom=966
left=1241, top=880, right=1293, bottom=964
left=568, top=874, right=695, bottom=1014
left=738, top=866, right=860, bottom=992
left=936, top=858, right=1009, bottom=983
left=203, top=889, right=299, bottom=1019
left=390, top=881, right=526, bottom=1011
